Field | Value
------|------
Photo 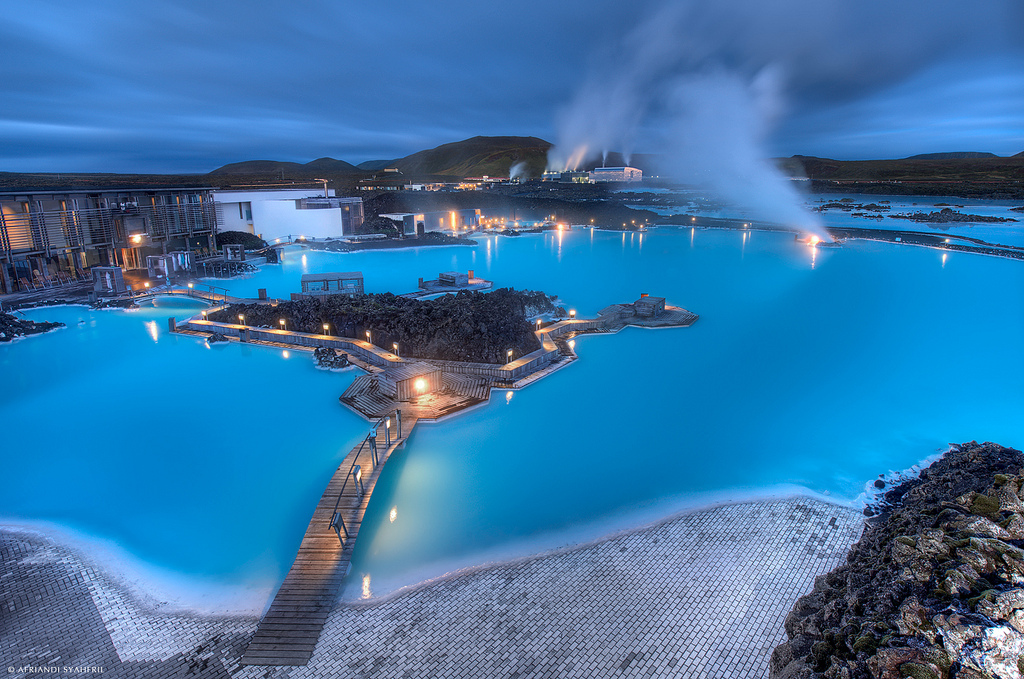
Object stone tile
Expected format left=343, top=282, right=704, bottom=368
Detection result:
left=3, top=499, right=861, bottom=678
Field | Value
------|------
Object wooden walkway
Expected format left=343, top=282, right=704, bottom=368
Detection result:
left=240, top=413, right=419, bottom=666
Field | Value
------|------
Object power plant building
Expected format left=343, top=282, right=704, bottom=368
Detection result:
left=589, top=167, right=643, bottom=182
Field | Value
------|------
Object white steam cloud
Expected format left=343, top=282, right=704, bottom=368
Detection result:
left=508, top=161, right=529, bottom=179
left=545, top=2, right=840, bottom=237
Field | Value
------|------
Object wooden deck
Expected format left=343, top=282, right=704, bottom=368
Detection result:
left=240, top=413, right=418, bottom=666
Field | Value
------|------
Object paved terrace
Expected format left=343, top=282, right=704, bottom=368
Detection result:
left=2, top=499, right=863, bottom=679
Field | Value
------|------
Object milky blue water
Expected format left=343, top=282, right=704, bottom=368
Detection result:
left=3, top=214, right=1023, bottom=605
left=622, top=186, right=1024, bottom=246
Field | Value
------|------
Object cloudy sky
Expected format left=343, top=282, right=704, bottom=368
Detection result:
left=2, top=0, right=1022, bottom=173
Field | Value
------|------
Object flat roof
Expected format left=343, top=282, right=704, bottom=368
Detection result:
left=301, top=272, right=363, bottom=282
left=635, top=296, right=665, bottom=303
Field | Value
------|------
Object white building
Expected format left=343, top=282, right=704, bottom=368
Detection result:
left=589, top=166, right=643, bottom=182
left=212, top=188, right=364, bottom=242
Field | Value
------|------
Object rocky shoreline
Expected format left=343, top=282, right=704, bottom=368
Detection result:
left=770, top=441, right=1024, bottom=679
left=0, top=311, right=65, bottom=341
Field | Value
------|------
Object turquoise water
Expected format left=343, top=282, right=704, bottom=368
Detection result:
left=1, top=297, right=365, bottom=595
left=3, top=220, right=1023, bottom=604
left=343, top=229, right=1024, bottom=596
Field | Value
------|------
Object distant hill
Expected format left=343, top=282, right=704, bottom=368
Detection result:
left=210, top=157, right=358, bottom=175
left=303, top=157, right=359, bottom=172
left=905, top=152, right=1000, bottom=160
left=783, top=154, right=1024, bottom=198
left=389, top=136, right=553, bottom=177
left=356, top=160, right=394, bottom=171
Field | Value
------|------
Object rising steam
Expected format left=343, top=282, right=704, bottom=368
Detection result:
left=508, top=161, right=529, bottom=180
left=546, top=1, right=837, bottom=237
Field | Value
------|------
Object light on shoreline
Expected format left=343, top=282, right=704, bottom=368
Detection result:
left=389, top=507, right=397, bottom=523
left=505, top=390, right=513, bottom=404
left=361, top=574, right=371, bottom=599
left=809, top=235, right=820, bottom=246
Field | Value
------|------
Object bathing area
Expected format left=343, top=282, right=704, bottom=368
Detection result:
left=3, top=215, right=1024, bottom=676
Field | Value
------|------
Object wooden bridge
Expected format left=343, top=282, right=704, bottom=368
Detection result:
left=240, top=411, right=418, bottom=666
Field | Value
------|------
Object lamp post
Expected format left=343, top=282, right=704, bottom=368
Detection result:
left=279, top=319, right=286, bottom=331
left=392, top=342, right=399, bottom=357
left=536, top=318, right=542, bottom=331
left=187, top=282, right=194, bottom=298
left=365, top=330, right=372, bottom=345
left=506, top=348, right=513, bottom=364
left=569, top=309, right=576, bottom=320
left=238, top=314, right=244, bottom=325
left=201, top=310, right=207, bottom=320
left=353, top=465, right=364, bottom=495
left=323, top=322, right=330, bottom=336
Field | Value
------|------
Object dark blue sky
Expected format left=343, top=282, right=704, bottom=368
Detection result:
left=3, top=0, right=1022, bottom=173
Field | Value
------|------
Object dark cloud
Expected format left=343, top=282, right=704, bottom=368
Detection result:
left=1, top=0, right=1022, bottom=172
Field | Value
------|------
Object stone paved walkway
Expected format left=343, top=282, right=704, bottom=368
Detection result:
left=2, top=499, right=862, bottom=678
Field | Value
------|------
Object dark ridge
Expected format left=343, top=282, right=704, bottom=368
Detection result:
left=904, top=152, right=1000, bottom=160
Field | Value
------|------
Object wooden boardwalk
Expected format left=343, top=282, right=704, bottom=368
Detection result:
left=240, top=413, right=419, bottom=666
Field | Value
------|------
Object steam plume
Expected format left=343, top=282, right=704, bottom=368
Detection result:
left=546, top=0, right=1022, bottom=238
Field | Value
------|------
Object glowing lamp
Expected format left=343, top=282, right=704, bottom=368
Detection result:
left=188, top=282, right=193, bottom=289
left=414, top=378, right=426, bottom=393
left=279, top=319, right=286, bottom=329
left=144, top=282, right=150, bottom=288
left=569, top=309, right=576, bottom=320
left=323, top=323, right=330, bottom=334
left=237, top=314, right=244, bottom=324
left=809, top=235, right=821, bottom=245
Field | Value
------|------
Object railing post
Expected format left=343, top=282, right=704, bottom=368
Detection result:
left=395, top=410, right=402, bottom=439
left=369, top=435, right=378, bottom=467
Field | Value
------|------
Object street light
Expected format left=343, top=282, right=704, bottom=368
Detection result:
left=392, top=342, right=399, bottom=356
left=238, top=314, right=244, bottom=325
left=569, top=309, right=576, bottom=320
left=536, top=318, right=542, bottom=331
left=506, top=348, right=513, bottom=363
left=323, top=322, right=330, bottom=335
left=279, top=319, right=286, bottom=331
left=365, top=330, right=372, bottom=344
left=201, top=310, right=207, bottom=320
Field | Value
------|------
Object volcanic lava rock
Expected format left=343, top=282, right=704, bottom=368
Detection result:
left=211, top=288, right=553, bottom=364
left=313, top=346, right=349, bottom=370
left=0, top=312, right=64, bottom=341
left=770, top=441, right=1024, bottom=679
left=206, top=331, right=229, bottom=344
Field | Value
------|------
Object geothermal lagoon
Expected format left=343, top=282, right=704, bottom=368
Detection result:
left=2, top=210, right=1023, bottom=608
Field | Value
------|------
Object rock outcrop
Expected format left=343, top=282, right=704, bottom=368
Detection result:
left=211, top=288, right=553, bottom=364
left=0, top=312, right=64, bottom=341
left=313, top=346, right=349, bottom=370
left=771, top=441, right=1024, bottom=679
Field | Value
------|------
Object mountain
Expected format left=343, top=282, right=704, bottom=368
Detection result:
left=905, top=152, right=1000, bottom=160
left=209, top=159, right=307, bottom=175
left=356, top=160, right=394, bottom=171
left=303, top=157, right=359, bottom=172
left=389, top=136, right=552, bottom=177
left=210, top=157, right=358, bottom=175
